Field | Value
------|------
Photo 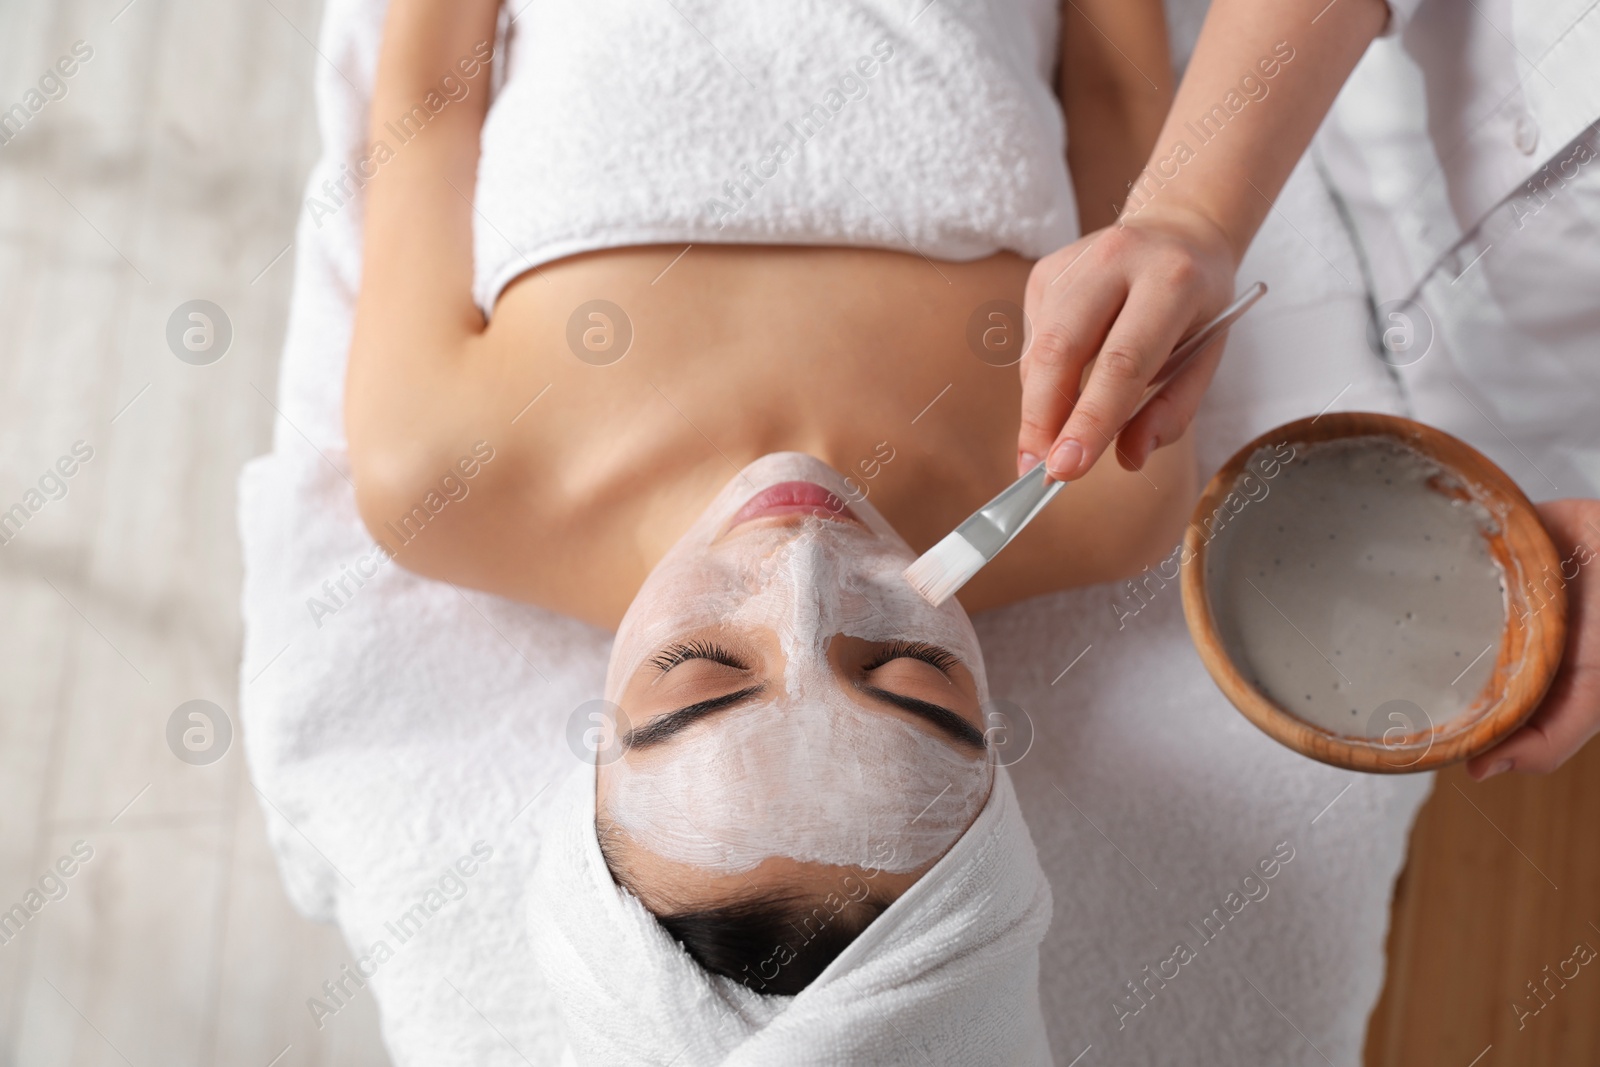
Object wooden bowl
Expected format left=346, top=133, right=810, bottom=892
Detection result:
left=1180, top=412, right=1566, bottom=773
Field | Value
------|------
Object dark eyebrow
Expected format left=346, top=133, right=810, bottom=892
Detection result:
left=859, top=685, right=987, bottom=752
left=623, top=685, right=767, bottom=749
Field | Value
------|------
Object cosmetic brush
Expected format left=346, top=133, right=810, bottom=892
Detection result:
left=904, top=282, right=1268, bottom=607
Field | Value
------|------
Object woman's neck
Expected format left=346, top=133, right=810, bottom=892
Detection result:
left=356, top=244, right=1195, bottom=628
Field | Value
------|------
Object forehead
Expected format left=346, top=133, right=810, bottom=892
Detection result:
left=599, top=694, right=992, bottom=875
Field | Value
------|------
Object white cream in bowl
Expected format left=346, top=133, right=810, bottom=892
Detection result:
left=1203, top=437, right=1507, bottom=739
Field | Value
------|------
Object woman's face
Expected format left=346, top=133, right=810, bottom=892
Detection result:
left=596, top=453, right=993, bottom=909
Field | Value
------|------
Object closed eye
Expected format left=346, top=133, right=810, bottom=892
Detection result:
left=862, top=640, right=960, bottom=674
left=648, top=639, right=750, bottom=673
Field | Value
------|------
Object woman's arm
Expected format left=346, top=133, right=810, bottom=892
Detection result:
left=1017, top=0, right=1390, bottom=480
left=345, top=0, right=500, bottom=524
left=1057, top=0, right=1174, bottom=234
left=343, top=0, right=574, bottom=605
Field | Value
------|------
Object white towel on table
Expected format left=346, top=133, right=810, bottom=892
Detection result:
left=238, top=0, right=1434, bottom=1062
left=528, top=765, right=1052, bottom=1067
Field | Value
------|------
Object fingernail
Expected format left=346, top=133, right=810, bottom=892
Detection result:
left=1019, top=451, right=1042, bottom=475
left=1047, top=439, right=1084, bottom=479
left=1480, top=759, right=1513, bottom=780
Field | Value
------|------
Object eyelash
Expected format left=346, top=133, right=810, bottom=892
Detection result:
left=649, top=640, right=750, bottom=673
left=864, top=640, right=959, bottom=674
left=650, top=639, right=956, bottom=674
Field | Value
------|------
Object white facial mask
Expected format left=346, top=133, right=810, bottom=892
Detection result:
left=603, top=453, right=993, bottom=874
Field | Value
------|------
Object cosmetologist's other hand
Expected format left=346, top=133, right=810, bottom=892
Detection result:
left=1469, top=498, right=1600, bottom=780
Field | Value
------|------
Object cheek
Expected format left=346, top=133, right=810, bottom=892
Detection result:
left=606, top=558, right=753, bottom=698
left=848, top=565, right=987, bottom=677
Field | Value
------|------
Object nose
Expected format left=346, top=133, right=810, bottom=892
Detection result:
left=773, top=528, right=837, bottom=643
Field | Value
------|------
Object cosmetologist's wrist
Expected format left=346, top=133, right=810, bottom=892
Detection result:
left=1115, top=198, right=1243, bottom=273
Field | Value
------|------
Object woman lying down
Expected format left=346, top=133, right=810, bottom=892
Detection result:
left=345, top=0, right=1197, bottom=1061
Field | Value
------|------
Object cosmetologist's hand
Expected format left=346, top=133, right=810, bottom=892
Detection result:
left=1016, top=206, right=1238, bottom=481
left=1468, top=498, right=1600, bottom=780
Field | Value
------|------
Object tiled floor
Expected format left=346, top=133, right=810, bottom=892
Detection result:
left=0, top=1, right=388, bottom=1063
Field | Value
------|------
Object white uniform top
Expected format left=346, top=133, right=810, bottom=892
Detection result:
left=1316, top=0, right=1600, bottom=500
left=1319, top=0, right=1600, bottom=299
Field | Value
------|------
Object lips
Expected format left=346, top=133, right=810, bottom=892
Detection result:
left=727, top=481, right=859, bottom=530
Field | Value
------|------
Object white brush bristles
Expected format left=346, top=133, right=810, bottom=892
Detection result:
left=902, top=531, right=988, bottom=607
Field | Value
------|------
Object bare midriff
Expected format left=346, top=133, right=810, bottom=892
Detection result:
left=403, top=244, right=1193, bottom=625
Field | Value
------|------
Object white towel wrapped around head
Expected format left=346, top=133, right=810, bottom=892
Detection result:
left=527, top=762, right=1054, bottom=1066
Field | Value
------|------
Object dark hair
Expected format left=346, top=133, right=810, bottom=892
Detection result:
left=655, top=894, right=886, bottom=996
left=598, top=823, right=889, bottom=996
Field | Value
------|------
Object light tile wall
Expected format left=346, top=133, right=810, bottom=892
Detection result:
left=0, top=0, right=390, bottom=1063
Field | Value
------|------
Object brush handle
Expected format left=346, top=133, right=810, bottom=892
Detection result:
left=1011, top=282, right=1266, bottom=520
left=971, top=463, right=1066, bottom=554
left=969, top=284, right=1267, bottom=556
left=910, top=283, right=1269, bottom=604
left=1130, top=281, right=1268, bottom=423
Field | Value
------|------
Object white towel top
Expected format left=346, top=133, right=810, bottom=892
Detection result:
left=527, top=762, right=1054, bottom=1066
left=472, top=0, right=1077, bottom=311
